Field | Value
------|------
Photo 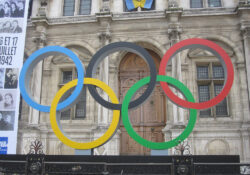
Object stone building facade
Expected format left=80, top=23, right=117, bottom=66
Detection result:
left=18, top=0, right=250, bottom=162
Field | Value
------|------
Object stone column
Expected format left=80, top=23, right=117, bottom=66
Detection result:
left=96, top=12, right=112, bottom=126
left=93, top=12, right=119, bottom=155
left=240, top=23, right=250, bottom=162
left=166, top=8, right=184, bottom=125
left=241, top=129, right=250, bottom=162
left=241, top=24, right=250, bottom=116
left=163, top=4, right=185, bottom=155
left=28, top=9, right=48, bottom=125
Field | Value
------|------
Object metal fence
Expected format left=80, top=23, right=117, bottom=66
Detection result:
left=0, top=155, right=249, bottom=175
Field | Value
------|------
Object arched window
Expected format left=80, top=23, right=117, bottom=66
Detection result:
left=63, top=0, right=91, bottom=16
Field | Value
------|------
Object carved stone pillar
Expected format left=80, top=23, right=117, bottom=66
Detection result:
left=241, top=129, right=250, bottom=162
left=240, top=24, right=250, bottom=162
left=94, top=13, right=119, bottom=155
left=97, top=30, right=111, bottom=126
left=166, top=9, right=184, bottom=125
left=162, top=9, right=184, bottom=155
left=241, top=24, right=250, bottom=118
left=28, top=18, right=48, bottom=125
left=96, top=13, right=112, bottom=126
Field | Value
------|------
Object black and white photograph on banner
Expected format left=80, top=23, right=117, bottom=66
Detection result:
left=0, top=19, right=22, bottom=33
left=0, top=0, right=25, bottom=18
left=0, top=90, right=16, bottom=110
left=4, top=68, right=18, bottom=89
left=0, top=68, right=4, bottom=88
left=0, top=111, right=15, bottom=131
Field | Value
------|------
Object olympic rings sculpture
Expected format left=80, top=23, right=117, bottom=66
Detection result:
left=19, top=38, right=234, bottom=150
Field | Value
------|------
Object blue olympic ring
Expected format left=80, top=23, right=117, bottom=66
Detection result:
left=19, top=46, right=85, bottom=112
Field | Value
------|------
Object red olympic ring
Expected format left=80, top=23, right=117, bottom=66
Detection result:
left=159, top=38, right=234, bottom=109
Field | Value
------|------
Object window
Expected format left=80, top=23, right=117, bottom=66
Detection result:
left=59, top=69, right=86, bottom=120
left=63, top=0, right=91, bottom=16
left=63, top=0, right=75, bottom=16
left=208, top=0, right=221, bottom=7
left=124, top=0, right=155, bottom=12
left=79, top=0, right=91, bottom=15
left=190, top=0, right=222, bottom=8
left=197, top=64, right=228, bottom=117
left=190, top=0, right=203, bottom=8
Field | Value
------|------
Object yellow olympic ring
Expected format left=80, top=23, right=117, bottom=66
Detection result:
left=50, top=78, right=120, bottom=149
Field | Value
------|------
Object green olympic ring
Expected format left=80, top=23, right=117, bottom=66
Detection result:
left=121, top=75, right=197, bottom=150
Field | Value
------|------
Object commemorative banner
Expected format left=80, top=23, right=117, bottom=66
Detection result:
left=0, top=0, right=29, bottom=154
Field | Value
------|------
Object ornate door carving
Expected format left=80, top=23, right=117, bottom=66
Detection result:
left=119, top=50, right=166, bottom=155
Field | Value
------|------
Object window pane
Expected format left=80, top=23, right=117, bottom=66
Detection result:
left=59, top=89, right=72, bottom=120
left=142, top=0, right=155, bottom=11
left=214, top=84, right=223, bottom=96
left=79, top=0, right=91, bottom=15
left=197, top=66, right=209, bottom=79
left=199, top=85, right=211, bottom=116
left=61, top=109, right=71, bottom=119
left=124, top=0, right=137, bottom=12
left=190, top=0, right=203, bottom=8
left=213, top=66, right=224, bottom=79
left=214, top=85, right=228, bottom=115
left=63, top=0, right=75, bottom=16
left=62, top=71, right=72, bottom=84
left=208, top=0, right=221, bottom=7
left=75, top=88, right=86, bottom=118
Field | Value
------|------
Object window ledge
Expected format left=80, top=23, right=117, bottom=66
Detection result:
left=183, top=7, right=236, bottom=16
left=112, top=10, right=166, bottom=20
left=47, top=15, right=97, bottom=25
left=198, top=115, right=232, bottom=121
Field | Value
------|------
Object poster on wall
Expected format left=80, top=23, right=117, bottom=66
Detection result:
left=0, top=0, right=29, bottom=154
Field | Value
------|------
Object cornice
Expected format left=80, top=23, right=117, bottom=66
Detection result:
left=26, top=8, right=242, bottom=27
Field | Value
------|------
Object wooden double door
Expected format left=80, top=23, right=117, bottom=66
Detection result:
left=119, top=50, right=166, bottom=155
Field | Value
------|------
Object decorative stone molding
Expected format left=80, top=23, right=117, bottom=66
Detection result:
left=97, top=11, right=112, bottom=44
left=168, top=0, right=179, bottom=8
left=239, top=0, right=250, bottom=7
left=31, top=17, right=48, bottom=47
left=100, top=0, right=110, bottom=12
left=36, top=0, right=48, bottom=17
left=98, top=31, right=111, bottom=44
left=241, top=25, right=250, bottom=39
left=48, top=16, right=97, bottom=24
left=40, top=0, right=48, bottom=7
left=205, top=139, right=230, bottom=155
left=113, top=11, right=165, bottom=20
left=183, top=8, right=235, bottom=16
left=168, top=24, right=182, bottom=41
left=32, top=32, right=47, bottom=46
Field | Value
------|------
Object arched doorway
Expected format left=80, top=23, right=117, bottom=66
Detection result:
left=119, top=49, right=166, bottom=155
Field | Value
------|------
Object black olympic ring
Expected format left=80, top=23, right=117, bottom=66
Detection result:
left=86, top=42, right=157, bottom=110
